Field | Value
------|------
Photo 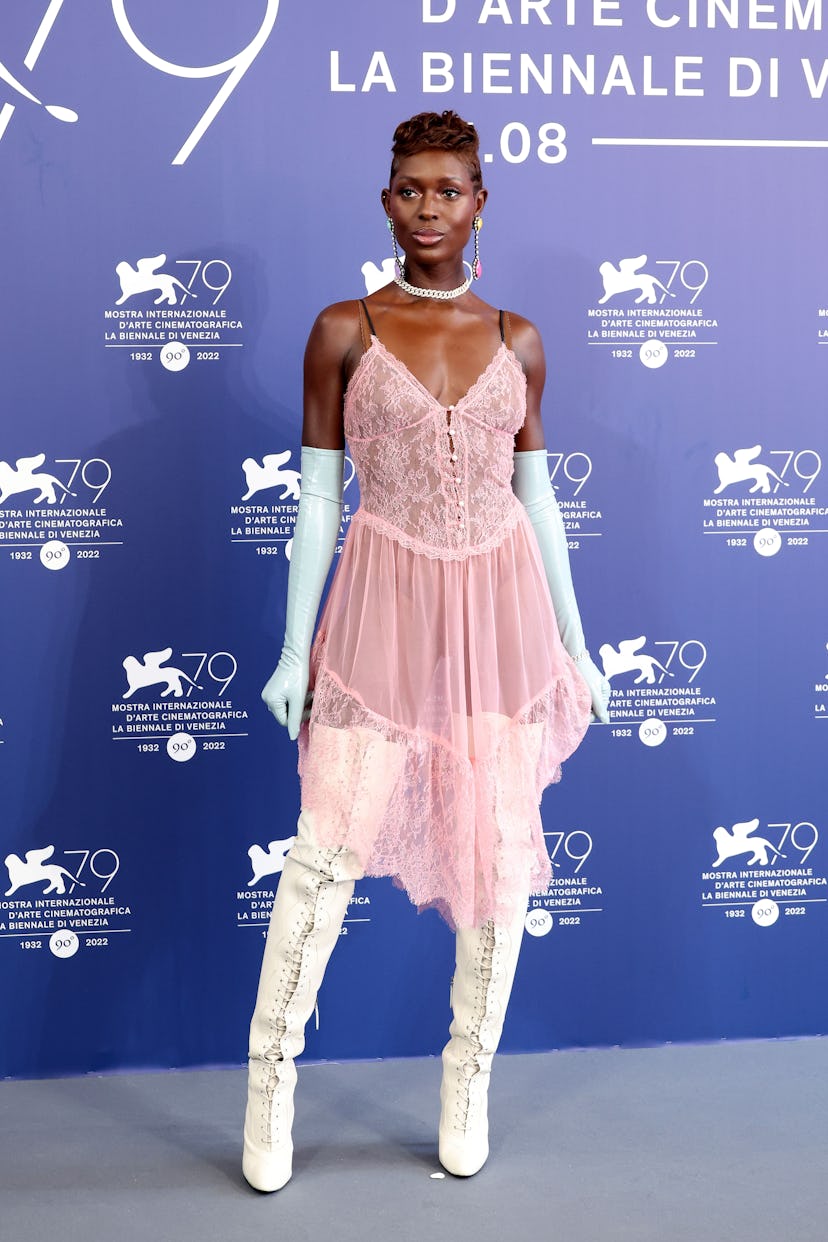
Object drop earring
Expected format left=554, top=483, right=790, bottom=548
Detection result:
left=472, top=215, right=483, bottom=280
left=387, top=217, right=403, bottom=278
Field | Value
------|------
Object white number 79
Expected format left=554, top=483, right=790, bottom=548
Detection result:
left=111, top=0, right=280, bottom=165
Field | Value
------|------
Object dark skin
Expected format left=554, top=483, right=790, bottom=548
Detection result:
left=301, top=149, right=548, bottom=453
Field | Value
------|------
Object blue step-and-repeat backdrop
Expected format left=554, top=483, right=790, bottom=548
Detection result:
left=1, top=1, right=827, bottom=1079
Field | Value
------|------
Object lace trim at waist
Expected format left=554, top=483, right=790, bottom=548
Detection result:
left=351, top=504, right=522, bottom=561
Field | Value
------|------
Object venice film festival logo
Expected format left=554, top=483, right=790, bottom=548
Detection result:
left=601, top=635, right=715, bottom=747
left=701, top=816, right=825, bottom=928
left=586, top=254, right=717, bottom=370
left=2, top=844, right=128, bottom=957
left=105, top=253, right=242, bottom=371
left=546, top=449, right=603, bottom=549
left=112, top=646, right=247, bottom=763
left=701, top=443, right=825, bottom=558
left=235, top=836, right=372, bottom=933
left=363, top=259, right=397, bottom=295
left=230, top=452, right=355, bottom=554
left=0, top=1, right=280, bottom=164
left=0, top=452, right=119, bottom=571
left=525, top=826, right=603, bottom=938
left=235, top=836, right=295, bottom=930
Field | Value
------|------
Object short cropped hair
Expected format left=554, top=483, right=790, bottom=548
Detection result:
left=390, top=111, right=482, bottom=190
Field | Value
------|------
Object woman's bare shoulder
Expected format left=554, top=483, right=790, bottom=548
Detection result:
left=502, top=310, right=543, bottom=349
left=501, top=310, right=545, bottom=375
left=307, top=299, right=363, bottom=344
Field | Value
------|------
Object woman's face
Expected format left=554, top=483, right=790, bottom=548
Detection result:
left=382, top=150, right=486, bottom=268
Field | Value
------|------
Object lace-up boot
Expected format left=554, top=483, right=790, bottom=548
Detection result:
left=438, top=900, right=527, bottom=1176
left=243, top=810, right=360, bottom=1192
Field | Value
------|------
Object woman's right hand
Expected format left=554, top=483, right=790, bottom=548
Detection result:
left=262, top=649, right=310, bottom=741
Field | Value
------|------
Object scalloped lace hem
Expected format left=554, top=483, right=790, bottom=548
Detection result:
left=296, top=664, right=591, bottom=930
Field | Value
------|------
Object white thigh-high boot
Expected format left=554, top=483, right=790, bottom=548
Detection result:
left=243, top=809, right=362, bottom=1193
left=438, top=898, right=528, bottom=1177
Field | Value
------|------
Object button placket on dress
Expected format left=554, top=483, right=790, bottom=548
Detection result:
left=446, top=404, right=466, bottom=535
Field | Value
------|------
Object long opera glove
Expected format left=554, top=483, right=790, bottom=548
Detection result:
left=261, top=446, right=344, bottom=740
left=512, top=449, right=610, bottom=723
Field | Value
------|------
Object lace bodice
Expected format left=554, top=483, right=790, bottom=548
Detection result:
left=344, top=338, right=527, bottom=560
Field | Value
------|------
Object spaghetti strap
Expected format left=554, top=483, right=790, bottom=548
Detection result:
left=359, top=299, right=378, bottom=344
left=357, top=300, right=373, bottom=353
left=499, top=310, right=513, bottom=351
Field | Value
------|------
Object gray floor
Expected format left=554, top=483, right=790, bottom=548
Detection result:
left=2, top=1039, right=826, bottom=1241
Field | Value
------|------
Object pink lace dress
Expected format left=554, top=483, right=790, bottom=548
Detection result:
left=297, top=336, right=592, bottom=930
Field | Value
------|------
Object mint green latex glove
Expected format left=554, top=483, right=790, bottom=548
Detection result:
left=512, top=449, right=610, bottom=724
left=262, top=446, right=344, bottom=740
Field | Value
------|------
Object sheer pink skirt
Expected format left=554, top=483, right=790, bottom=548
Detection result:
left=297, top=508, right=592, bottom=930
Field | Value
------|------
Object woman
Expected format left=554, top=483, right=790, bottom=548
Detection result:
left=243, top=111, right=609, bottom=1192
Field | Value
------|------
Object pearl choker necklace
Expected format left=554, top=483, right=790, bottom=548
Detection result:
left=394, top=262, right=473, bottom=301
